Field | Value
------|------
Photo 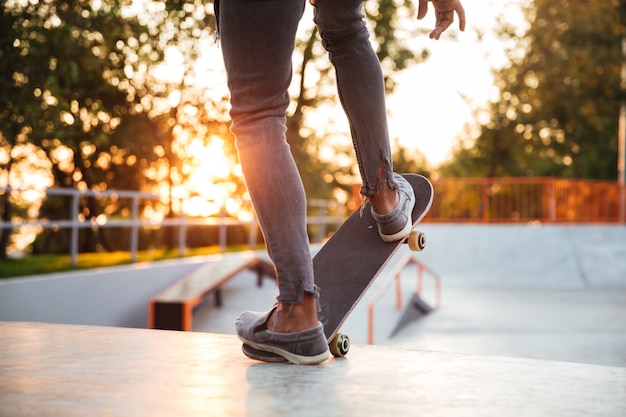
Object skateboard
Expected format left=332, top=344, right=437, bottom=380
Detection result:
left=242, top=174, right=433, bottom=361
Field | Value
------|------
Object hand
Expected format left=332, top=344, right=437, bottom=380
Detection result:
left=417, top=0, right=466, bottom=40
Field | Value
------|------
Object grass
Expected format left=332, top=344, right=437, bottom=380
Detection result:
left=0, top=245, right=260, bottom=279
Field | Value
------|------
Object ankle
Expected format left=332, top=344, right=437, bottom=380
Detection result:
left=369, top=186, right=398, bottom=215
left=268, top=293, right=318, bottom=333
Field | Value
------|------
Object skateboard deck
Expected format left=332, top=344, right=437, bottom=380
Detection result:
left=316, top=173, right=433, bottom=356
left=242, top=174, right=433, bottom=361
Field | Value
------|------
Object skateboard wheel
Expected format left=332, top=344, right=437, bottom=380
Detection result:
left=329, top=333, right=350, bottom=357
left=408, top=231, right=426, bottom=251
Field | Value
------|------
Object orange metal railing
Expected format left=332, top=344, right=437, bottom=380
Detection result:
left=424, top=177, right=625, bottom=224
left=367, top=253, right=441, bottom=345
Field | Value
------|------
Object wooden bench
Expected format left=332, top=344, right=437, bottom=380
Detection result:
left=149, top=253, right=275, bottom=331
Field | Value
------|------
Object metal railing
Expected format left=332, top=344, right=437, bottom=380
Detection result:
left=2, top=177, right=624, bottom=264
left=426, top=177, right=626, bottom=224
left=367, top=253, right=441, bottom=345
left=0, top=187, right=345, bottom=265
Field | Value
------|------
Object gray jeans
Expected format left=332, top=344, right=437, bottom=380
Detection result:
left=217, top=0, right=396, bottom=303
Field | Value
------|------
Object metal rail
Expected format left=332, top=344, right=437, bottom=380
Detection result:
left=367, top=253, right=441, bottom=345
left=0, top=187, right=343, bottom=265
left=3, top=176, right=624, bottom=264
left=427, top=177, right=625, bottom=224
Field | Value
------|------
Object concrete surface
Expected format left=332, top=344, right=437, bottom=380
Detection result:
left=383, top=225, right=626, bottom=367
left=387, top=288, right=626, bottom=367
left=1, top=225, right=624, bottom=368
left=412, top=224, right=626, bottom=289
left=0, top=253, right=254, bottom=328
left=193, top=225, right=626, bottom=367
left=1, top=322, right=624, bottom=417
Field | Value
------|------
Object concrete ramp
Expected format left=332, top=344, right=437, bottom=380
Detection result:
left=389, top=293, right=434, bottom=338
left=1, top=322, right=624, bottom=417
left=413, top=224, right=626, bottom=289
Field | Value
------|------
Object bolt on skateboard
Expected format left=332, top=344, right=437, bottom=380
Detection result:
left=242, top=174, right=433, bottom=361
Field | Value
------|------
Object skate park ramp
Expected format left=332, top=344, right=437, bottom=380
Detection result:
left=194, top=224, right=626, bottom=367
left=410, top=224, right=626, bottom=289
left=1, top=225, right=625, bottom=416
left=2, top=321, right=625, bottom=417
left=350, top=224, right=626, bottom=367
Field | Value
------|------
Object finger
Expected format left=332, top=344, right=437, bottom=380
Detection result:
left=456, top=4, right=466, bottom=31
left=430, top=13, right=454, bottom=40
left=417, top=0, right=429, bottom=20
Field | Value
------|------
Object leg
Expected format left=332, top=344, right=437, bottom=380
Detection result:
left=312, top=0, right=416, bottom=240
left=220, top=0, right=312, bottom=311
left=218, top=0, right=329, bottom=363
left=311, top=0, right=394, bottom=197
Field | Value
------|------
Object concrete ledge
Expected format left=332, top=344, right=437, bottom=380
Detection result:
left=1, top=322, right=624, bottom=417
left=0, top=253, right=264, bottom=328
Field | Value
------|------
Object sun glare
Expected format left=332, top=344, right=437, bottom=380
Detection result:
left=172, top=136, right=252, bottom=220
left=189, top=137, right=231, bottom=180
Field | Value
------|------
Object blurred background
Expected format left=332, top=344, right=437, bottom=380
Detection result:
left=0, top=0, right=624, bottom=367
left=1, top=0, right=624, bottom=262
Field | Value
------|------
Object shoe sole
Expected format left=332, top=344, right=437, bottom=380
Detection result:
left=239, top=337, right=330, bottom=365
left=242, top=344, right=288, bottom=363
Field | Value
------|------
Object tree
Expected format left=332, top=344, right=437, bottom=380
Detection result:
left=0, top=0, right=235, bottom=255
left=0, top=0, right=171, bottom=255
left=0, top=1, right=146, bottom=257
left=442, top=0, right=623, bottom=179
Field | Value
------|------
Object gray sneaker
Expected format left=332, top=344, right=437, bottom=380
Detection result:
left=371, top=173, right=416, bottom=243
left=235, top=306, right=330, bottom=365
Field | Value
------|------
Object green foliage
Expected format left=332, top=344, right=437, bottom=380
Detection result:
left=442, top=0, right=623, bottom=179
left=1, top=1, right=141, bottom=255
left=0, top=0, right=231, bottom=255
